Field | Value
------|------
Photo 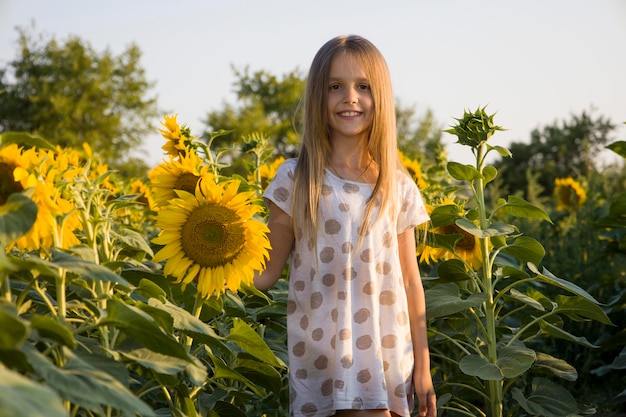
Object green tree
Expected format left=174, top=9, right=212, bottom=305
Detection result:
left=0, top=25, right=158, bottom=176
left=202, top=66, right=305, bottom=161
left=493, top=110, right=616, bottom=198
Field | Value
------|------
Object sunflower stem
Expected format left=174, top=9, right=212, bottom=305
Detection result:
left=475, top=142, right=502, bottom=417
left=1, top=269, right=10, bottom=302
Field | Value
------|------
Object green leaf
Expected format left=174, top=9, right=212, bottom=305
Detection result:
left=209, top=353, right=265, bottom=396
left=554, top=295, right=613, bottom=325
left=539, top=320, right=599, bottom=348
left=425, top=283, right=489, bottom=319
left=437, top=259, right=472, bottom=282
left=497, top=345, right=536, bottom=379
left=528, top=263, right=600, bottom=304
left=483, top=165, right=497, bottom=184
left=499, top=236, right=545, bottom=265
left=508, top=289, right=545, bottom=311
left=0, top=193, right=38, bottom=246
left=425, top=230, right=462, bottom=253
left=0, top=304, right=28, bottom=350
left=533, top=352, right=578, bottom=381
left=0, top=131, right=57, bottom=151
left=499, top=265, right=530, bottom=280
left=227, top=318, right=283, bottom=367
left=147, top=298, right=230, bottom=353
left=99, top=298, right=192, bottom=362
left=459, top=346, right=536, bottom=381
left=118, top=347, right=192, bottom=375
left=30, top=315, right=76, bottom=348
left=135, top=278, right=167, bottom=301
left=459, top=354, right=502, bottom=380
left=498, top=195, right=553, bottom=224
left=236, top=356, right=283, bottom=395
left=429, top=204, right=461, bottom=227
left=607, top=140, right=626, bottom=159
left=111, top=227, right=154, bottom=256
left=50, top=249, right=131, bottom=290
left=512, top=377, right=579, bottom=416
left=486, top=144, right=512, bottom=158
left=23, top=345, right=156, bottom=416
left=447, top=162, right=482, bottom=181
left=0, top=367, right=66, bottom=417
left=595, top=192, right=626, bottom=228
left=455, top=218, right=515, bottom=238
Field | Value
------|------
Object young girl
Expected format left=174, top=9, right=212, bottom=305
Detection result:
left=254, top=35, right=437, bottom=417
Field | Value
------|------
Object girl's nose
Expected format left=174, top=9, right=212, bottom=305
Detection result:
left=343, top=88, right=358, bottom=104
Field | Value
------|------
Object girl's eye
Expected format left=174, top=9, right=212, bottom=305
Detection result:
left=329, top=84, right=341, bottom=91
left=358, top=83, right=370, bottom=90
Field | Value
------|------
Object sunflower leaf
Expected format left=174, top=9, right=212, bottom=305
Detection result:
left=533, top=352, right=578, bottom=381
left=499, top=236, right=545, bottom=265
left=50, top=249, right=131, bottom=290
left=447, top=162, right=483, bottom=181
left=455, top=218, right=515, bottom=238
left=528, top=263, right=599, bottom=304
left=512, top=377, right=579, bottom=416
left=22, top=344, right=156, bottom=416
left=0, top=131, right=57, bottom=151
left=425, top=283, right=488, bottom=319
left=0, top=193, right=38, bottom=246
left=607, top=140, right=626, bottom=159
left=99, top=298, right=192, bottom=362
left=227, top=318, right=283, bottom=368
left=437, top=259, right=472, bottom=282
left=0, top=367, right=66, bottom=417
left=0, top=304, right=29, bottom=350
left=498, top=196, right=553, bottom=224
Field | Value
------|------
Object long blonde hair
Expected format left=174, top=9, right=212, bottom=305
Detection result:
left=292, top=35, right=399, bottom=245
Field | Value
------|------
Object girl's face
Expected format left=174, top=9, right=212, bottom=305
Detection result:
left=326, top=53, right=374, bottom=143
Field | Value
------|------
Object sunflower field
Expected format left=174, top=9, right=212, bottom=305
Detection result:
left=1, top=109, right=625, bottom=417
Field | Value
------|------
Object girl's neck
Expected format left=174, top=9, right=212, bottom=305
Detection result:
left=327, top=141, right=376, bottom=183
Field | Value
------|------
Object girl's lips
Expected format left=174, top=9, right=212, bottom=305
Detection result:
left=338, top=111, right=360, bottom=117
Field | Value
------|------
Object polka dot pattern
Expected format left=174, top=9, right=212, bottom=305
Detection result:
left=264, top=159, right=429, bottom=417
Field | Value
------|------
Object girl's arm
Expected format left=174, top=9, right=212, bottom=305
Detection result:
left=398, top=227, right=437, bottom=417
left=254, top=199, right=295, bottom=291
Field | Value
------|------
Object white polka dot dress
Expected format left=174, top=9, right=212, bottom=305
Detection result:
left=265, top=159, right=429, bottom=417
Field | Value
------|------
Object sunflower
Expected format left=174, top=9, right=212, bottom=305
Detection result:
left=554, top=177, right=587, bottom=211
left=417, top=196, right=485, bottom=270
left=148, top=150, right=210, bottom=208
left=0, top=144, right=81, bottom=251
left=158, top=114, right=193, bottom=159
left=398, top=150, right=427, bottom=190
left=152, top=174, right=271, bottom=298
left=128, top=179, right=157, bottom=211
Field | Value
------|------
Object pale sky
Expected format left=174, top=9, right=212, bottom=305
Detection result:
left=1, top=0, right=625, bottom=167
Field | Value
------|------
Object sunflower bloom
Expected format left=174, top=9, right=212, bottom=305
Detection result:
left=158, top=114, right=193, bottom=158
left=554, top=177, right=587, bottom=211
left=417, top=197, right=486, bottom=270
left=152, top=174, right=271, bottom=298
left=148, top=150, right=210, bottom=208
left=398, top=151, right=427, bottom=190
left=0, top=144, right=81, bottom=251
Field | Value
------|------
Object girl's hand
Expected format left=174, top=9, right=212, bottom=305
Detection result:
left=414, top=371, right=437, bottom=417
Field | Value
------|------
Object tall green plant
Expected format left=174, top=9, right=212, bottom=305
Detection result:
left=424, top=108, right=612, bottom=416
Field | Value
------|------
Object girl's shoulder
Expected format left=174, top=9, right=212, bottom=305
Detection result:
left=278, top=158, right=298, bottom=176
left=396, top=169, right=419, bottom=189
